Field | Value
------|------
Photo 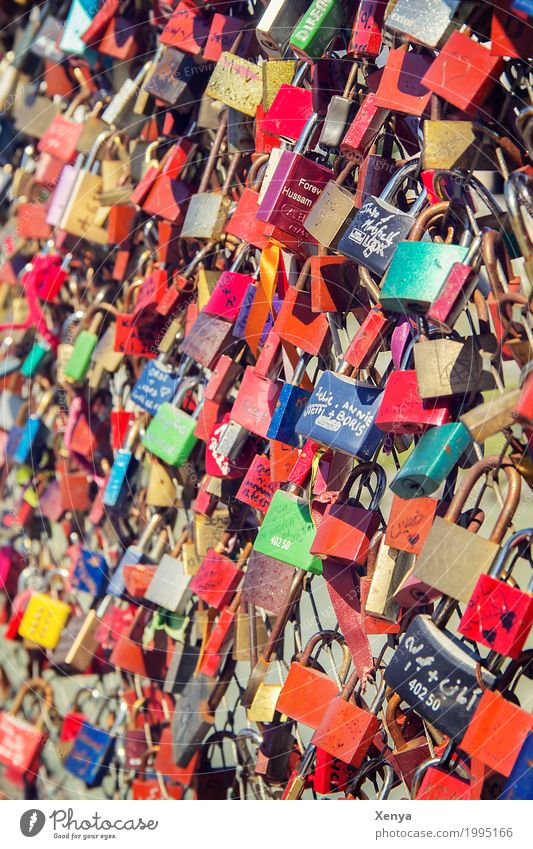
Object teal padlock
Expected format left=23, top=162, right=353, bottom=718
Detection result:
left=390, top=422, right=473, bottom=498
left=21, top=340, right=52, bottom=378
left=379, top=242, right=468, bottom=315
left=253, top=486, right=323, bottom=575
left=142, top=377, right=203, bottom=467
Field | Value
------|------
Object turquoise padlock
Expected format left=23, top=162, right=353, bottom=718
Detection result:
left=21, top=340, right=52, bottom=378
left=380, top=242, right=468, bottom=315
left=390, top=422, right=473, bottom=498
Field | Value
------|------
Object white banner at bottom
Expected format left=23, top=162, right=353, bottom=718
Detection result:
left=2, top=800, right=530, bottom=849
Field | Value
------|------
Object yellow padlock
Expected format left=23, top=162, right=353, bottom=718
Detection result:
left=18, top=592, right=71, bottom=649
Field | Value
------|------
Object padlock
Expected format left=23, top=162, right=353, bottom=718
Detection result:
left=364, top=536, right=414, bottom=623
left=347, top=0, right=386, bottom=57
left=501, top=732, right=533, bottom=800
left=72, top=547, right=108, bottom=599
left=276, top=631, right=350, bottom=729
left=295, top=361, right=385, bottom=462
left=103, top=419, right=142, bottom=510
left=412, top=457, right=521, bottom=603
left=189, top=545, right=245, bottom=611
left=376, top=340, right=454, bottom=435
left=385, top=692, right=431, bottom=791
left=0, top=678, right=53, bottom=779
left=65, top=703, right=128, bottom=788
left=380, top=240, right=469, bottom=317
left=206, top=53, right=263, bottom=118
left=385, top=0, right=470, bottom=49
left=460, top=688, right=533, bottom=778
left=311, top=673, right=385, bottom=767
left=311, top=463, right=386, bottom=565
left=131, top=354, right=191, bottom=417
left=384, top=596, right=497, bottom=740
left=385, top=493, right=440, bottom=555
left=337, top=160, right=428, bottom=278
left=230, top=365, right=281, bottom=439
left=340, top=92, right=389, bottom=160
left=289, top=0, right=346, bottom=63
left=107, top=514, right=164, bottom=597
left=390, top=422, right=473, bottom=498
left=142, top=377, right=203, bottom=467
left=11, top=388, right=54, bottom=467
left=412, top=752, right=473, bottom=800
left=421, top=30, right=504, bottom=115
left=65, top=305, right=118, bottom=384
left=458, top=528, right=533, bottom=659
left=18, top=590, right=71, bottom=650
left=253, top=484, right=324, bottom=575
left=426, top=233, right=484, bottom=332
left=266, top=354, right=312, bottom=447
left=255, top=0, right=310, bottom=57
left=256, top=114, right=334, bottom=243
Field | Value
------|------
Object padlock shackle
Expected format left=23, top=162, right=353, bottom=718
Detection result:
left=488, top=527, right=533, bottom=579
left=407, top=201, right=449, bottom=242
left=10, top=677, right=54, bottom=728
left=379, top=158, right=421, bottom=204
left=335, top=462, right=387, bottom=510
left=444, top=457, right=521, bottom=544
left=294, top=112, right=319, bottom=155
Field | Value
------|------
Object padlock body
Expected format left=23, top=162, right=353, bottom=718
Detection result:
left=296, top=371, right=384, bottom=460
left=290, top=0, right=345, bottom=62
left=64, top=330, right=98, bottom=382
left=267, top=383, right=311, bottom=447
left=276, top=661, right=340, bottom=728
left=13, top=418, right=47, bottom=465
left=21, top=342, right=50, bottom=377
left=380, top=243, right=468, bottom=314
left=384, top=614, right=496, bottom=740
left=501, top=733, right=533, bottom=800
left=459, top=690, right=533, bottom=778
left=18, top=592, right=71, bottom=649
left=311, top=504, right=379, bottom=565
left=458, top=574, right=533, bottom=658
left=337, top=198, right=416, bottom=277
left=311, top=699, right=380, bottom=767
left=103, top=450, right=139, bottom=508
left=253, top=490, right=323, bottom=574
left=64, top=721, right=115, bottom=787
left=390, top=422, right=472, bottom=498
left=142, top=403, right=198, bottom=466
left=72, top=548, right=108, bottom=598
left=257, top=151, right=334, bottom=243
left=131, top=360, right=181, bottom=416
left=376, top=370, right=453, bottom=434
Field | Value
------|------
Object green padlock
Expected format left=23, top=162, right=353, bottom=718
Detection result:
left=379, top=242, right=468, bottom=315
left=253, top=487, right=323, bottom=575
left=64, top=311, right=106, bottom=383
left=289, top=0, right=346, bottom=63
left=390, top=422, right=473, bottom=499
left=20, top=339, right=52, bottom=378
left=142, top=377, right=202, bottom=467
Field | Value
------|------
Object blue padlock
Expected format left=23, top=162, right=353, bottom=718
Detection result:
left=102, top=419, right=142, bottom=509
left=296, top=367, right=384, bottom=460
left=72, top=548, right=108, bottom=598
left=512, top=0, right=533, bottom=15
left=107, top=513, right=163, bottom=597
left=11, top=390, right=54, bottom=466
left=64, top=721, right=115, bottom=787
left=500, top=732, right=533, bottom=799
left=267, top=355, right=312, bottom=447
left=131, top=355, right=188, bottom=416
